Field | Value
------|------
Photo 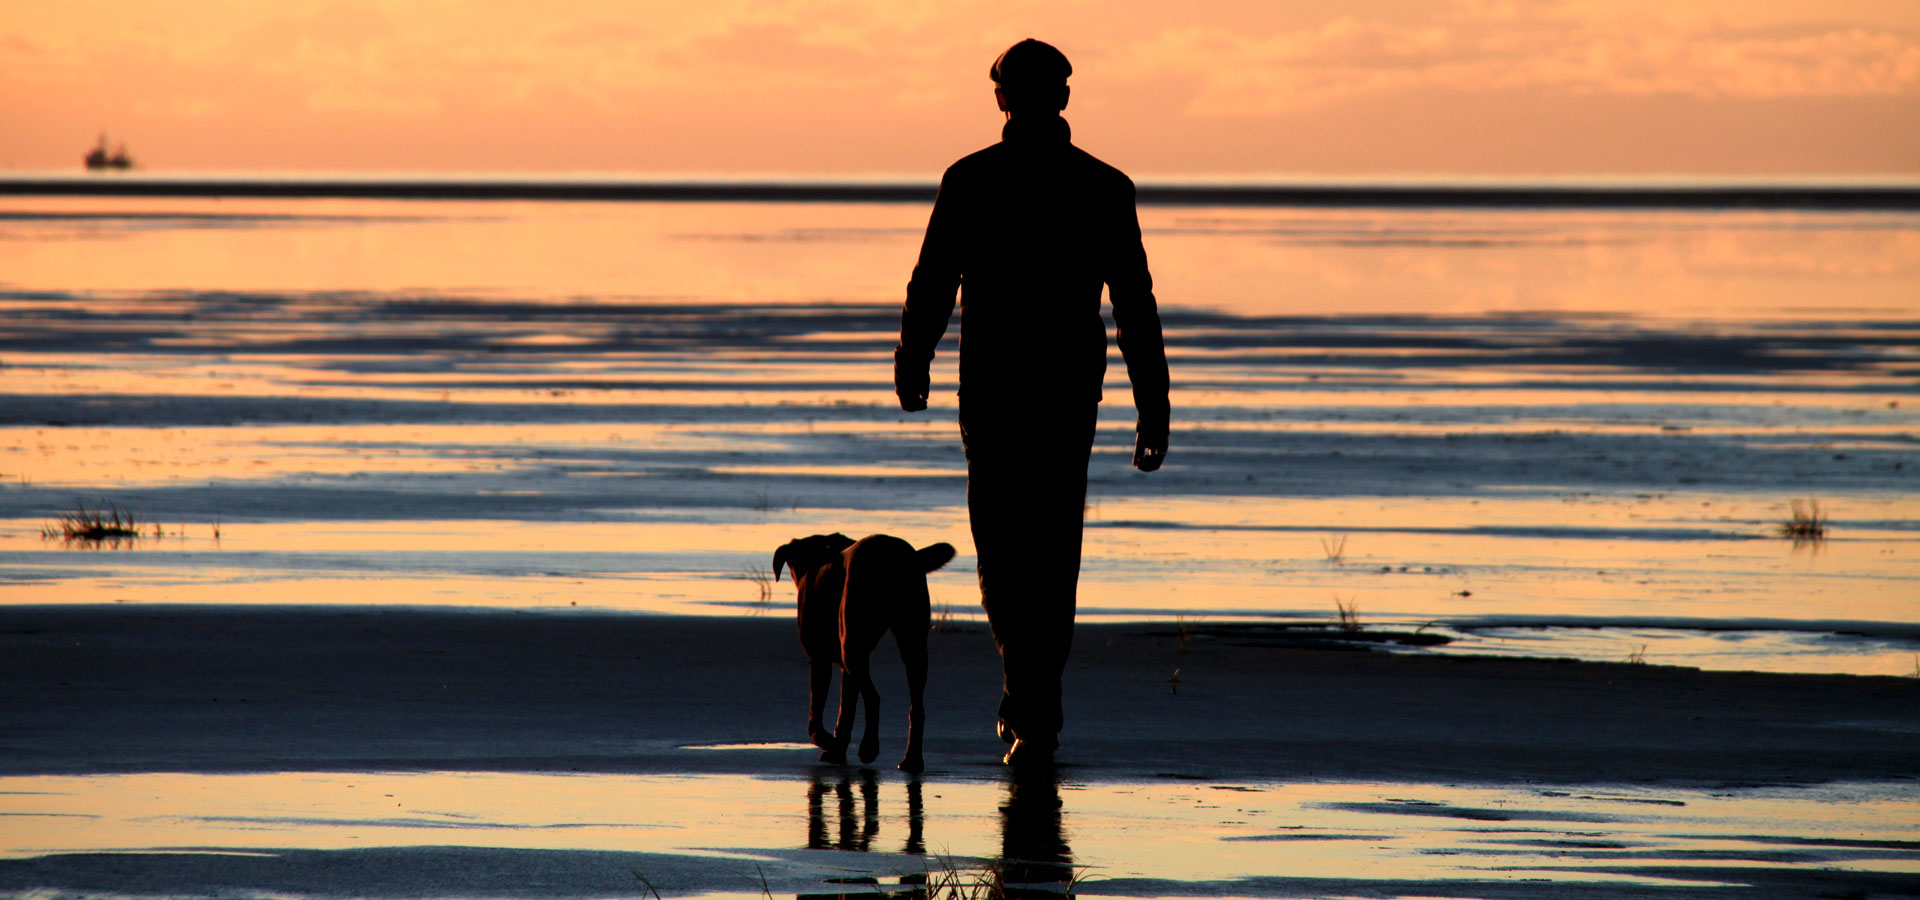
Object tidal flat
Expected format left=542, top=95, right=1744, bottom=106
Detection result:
left=0, top=194, right=1916, bottom=899
left=2, top=195, right=1916, bottom=672
left=1, top=606, right=1916, bottom=899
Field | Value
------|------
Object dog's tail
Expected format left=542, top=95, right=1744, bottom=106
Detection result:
left=915, top=542, right=957, bottom=574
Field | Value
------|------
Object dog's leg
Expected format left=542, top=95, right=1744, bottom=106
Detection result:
left=898, top=624, right=928, bottom=773
left=823, top=662, right=857, bottom=765
left=807, top=658, right=836, bottom=750
left=845, top=653, right=881, bottom=765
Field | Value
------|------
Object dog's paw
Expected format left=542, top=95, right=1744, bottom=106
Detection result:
left=858, top=735, right=879, bottom=765
left=897, top=753, right=924, bottom=774
left=818, top=747, right=847, bottom=766
left=809, top=728, right=836, bottom=751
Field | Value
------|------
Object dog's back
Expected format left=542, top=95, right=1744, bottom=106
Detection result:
left=839, top=536, right=954, bottom=640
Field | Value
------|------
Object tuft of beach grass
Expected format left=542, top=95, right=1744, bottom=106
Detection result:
left=921, top=853, right=1088, bottom=900
left=1334, top=596, right=1362, bottom=632
left=630, top=870, right=663, bottom=900
left=743, top=563, right=774, bottom=607
left=1320, top=533, right=1348, bottom=564
left=932, top=601, right=977, bottom=634
left=1175, top=613, right=1198, bottom=651
left=42, top=503, right=144, bottom=542
left=1778, top=498, right=1826, bottom=540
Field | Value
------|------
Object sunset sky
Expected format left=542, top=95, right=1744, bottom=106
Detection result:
left=4, top=0, right=1917, bottom=177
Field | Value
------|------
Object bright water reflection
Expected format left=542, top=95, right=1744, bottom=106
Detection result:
left=1, top=770, right=1914, bottom=899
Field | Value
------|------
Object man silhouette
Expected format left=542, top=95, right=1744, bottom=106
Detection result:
left=894, top=38, right=1170, bottom=767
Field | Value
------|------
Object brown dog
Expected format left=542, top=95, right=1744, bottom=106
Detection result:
left=774, top=533, right=955, bottom=772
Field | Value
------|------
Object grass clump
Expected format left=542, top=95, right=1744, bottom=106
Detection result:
left=1320, top=533, right=1348, bottom=564
left=743, top=563, right=775, bottom=607
left=1334, top=596, right=1362, bottom=632
left=1778, top=498, right=1827, bottom=540
left=43, top=503, right=148, bottom=542
left=1175, top=613, right=1198, bottom=651
left=932, top=602, right=976, bottom=634
left=923, top=853, right=1084, bottom=900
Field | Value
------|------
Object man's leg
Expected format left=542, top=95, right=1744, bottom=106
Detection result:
left=961, top=400, right=1096, bottom=754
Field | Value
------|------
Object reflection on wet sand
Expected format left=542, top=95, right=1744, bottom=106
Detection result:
left=3, top=769, right=1914, bottom=898
left=999, top=770, right=1073, bottom=897
left=801, top=769, right=1065, bottom=899
left=806, top=769, right=905, bottom=855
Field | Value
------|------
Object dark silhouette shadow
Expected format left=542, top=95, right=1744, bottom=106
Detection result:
left=803, top=769, right=926, bottom=857
left=904, top=776, right=926, bottom=857
left=805, top=768, right=878, bottom=852
left=775, top=533, right=955, bottom=772
left=894, top=38, right=1170, bottom=767
left=800, top=770, right=1066, bottom=899
left=997, top=768, right=1075, bottom=897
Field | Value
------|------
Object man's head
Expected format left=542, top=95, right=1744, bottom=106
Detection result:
left=991, top=38, right=1070, bottom=115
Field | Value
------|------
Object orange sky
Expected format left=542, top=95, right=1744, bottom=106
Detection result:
left=4, top=0, right=1918, bottom=177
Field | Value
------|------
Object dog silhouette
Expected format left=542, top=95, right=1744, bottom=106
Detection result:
left=774, top=533, right=955, bottom=772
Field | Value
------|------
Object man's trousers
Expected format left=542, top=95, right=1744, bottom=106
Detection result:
left=959, top=397, right=1099, bottom=744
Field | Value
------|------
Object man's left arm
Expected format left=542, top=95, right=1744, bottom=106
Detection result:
left=1107, top=179, right=1169, bottom=471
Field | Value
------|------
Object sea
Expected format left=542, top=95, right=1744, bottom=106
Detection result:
left=2, top=175, right=1916, bottom=675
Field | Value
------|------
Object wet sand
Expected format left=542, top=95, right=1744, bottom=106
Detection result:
left=2, top=605, right=1917, bottom=898
left=3, top=605, right=1915, bottom=785
left=3, top=198, right=1918, bottom=896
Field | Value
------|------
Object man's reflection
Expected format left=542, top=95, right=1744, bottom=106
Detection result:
left=999, top=768, right=1073, bottom=896
left=904, top=775, right=925, bottom=856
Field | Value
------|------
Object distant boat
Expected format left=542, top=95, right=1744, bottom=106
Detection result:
left=84, top=133, right=133, bottom=171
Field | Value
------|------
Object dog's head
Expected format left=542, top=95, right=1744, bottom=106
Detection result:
left=772, top=533, right=856, bottom=585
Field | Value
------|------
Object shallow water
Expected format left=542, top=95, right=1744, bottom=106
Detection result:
left=1, top=195, right=1916, bottom=674
left=1, top=767, right=1914, bottom=899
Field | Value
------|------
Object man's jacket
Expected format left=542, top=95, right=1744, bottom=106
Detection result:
left=897, top=114, right=1170, bottom=427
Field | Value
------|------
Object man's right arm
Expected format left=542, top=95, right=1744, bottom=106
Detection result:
left=896, top=169, right=963, bottom=412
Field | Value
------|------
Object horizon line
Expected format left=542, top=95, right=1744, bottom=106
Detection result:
left=4, top=173, right=1919, bottom=209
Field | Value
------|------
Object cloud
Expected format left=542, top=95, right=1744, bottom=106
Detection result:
left=1117, top=4, right=1920, bottom=117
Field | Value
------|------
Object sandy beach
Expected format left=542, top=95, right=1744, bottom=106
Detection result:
left=2, top=605, right=1916, bottom=898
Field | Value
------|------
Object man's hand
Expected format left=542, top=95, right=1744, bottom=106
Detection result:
left=1132, top=421, right=1168, bottom=472
left=894, top=351, right=929, bottom=412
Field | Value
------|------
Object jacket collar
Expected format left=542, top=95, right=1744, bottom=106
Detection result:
left=1001, top=114, right=1071, bottom=146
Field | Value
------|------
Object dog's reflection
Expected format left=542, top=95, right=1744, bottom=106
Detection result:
left=806, top=769, right=925, bottom=854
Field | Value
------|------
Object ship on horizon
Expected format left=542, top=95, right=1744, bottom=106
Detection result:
left=84, top=133, right=133, bottom=171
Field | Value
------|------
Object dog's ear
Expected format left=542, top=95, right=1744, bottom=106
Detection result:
left=773, top=541, right=793, bottom=580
